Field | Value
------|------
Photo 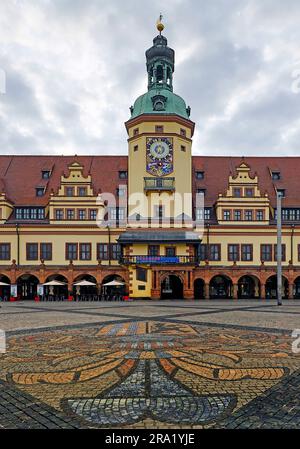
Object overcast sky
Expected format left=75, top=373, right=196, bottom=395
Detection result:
left=1, top=0, right=300, bottom=156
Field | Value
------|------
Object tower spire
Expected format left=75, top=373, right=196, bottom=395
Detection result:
left=156, top=14, right=164, bottom=35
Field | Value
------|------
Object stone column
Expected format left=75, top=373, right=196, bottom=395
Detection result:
left=261, top=283, right=266, bottom=300
left=204, top=283, right=210, bottom=300
left=288, top=282, right=294, bottom=300
left=233, top=284, right=238, bottom=300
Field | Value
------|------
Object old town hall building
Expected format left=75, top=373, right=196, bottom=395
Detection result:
left=0, top=21, right=300, bottom=301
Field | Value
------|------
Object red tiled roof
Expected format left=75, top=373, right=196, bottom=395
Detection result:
left=0, top=155, right=298, bottom=209
left=0, top=156, right=128, bottom=206
left=192, top=156, right=300, bottom=208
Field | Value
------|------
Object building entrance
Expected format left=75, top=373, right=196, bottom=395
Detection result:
left=161, top=275, right=183, bottom=299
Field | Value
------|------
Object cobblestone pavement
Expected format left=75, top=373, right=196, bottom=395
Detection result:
left=0, top=300, right=300, bottom=429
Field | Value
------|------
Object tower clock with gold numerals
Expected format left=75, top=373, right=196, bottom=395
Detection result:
left=146, top=137, right=173, bottom=177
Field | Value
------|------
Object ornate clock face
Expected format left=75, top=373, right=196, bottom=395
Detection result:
left=146, top=137, right=173, bottom=177
left=149, top=140, right=170, bottom=160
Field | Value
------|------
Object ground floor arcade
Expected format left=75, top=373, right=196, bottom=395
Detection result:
left=1, top=263, right=300, bottom=300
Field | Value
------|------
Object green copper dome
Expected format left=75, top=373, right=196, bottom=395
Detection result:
left=130, top=88, right=190, bottom=119
left=129, top=28, right=191, bottom=120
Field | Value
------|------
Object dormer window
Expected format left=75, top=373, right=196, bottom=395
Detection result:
left=196, top=171, right=204, bottom=180
left=272, top=171, right=281, bottom=180
left=36, top=187, right=45, bottom=197
left=277, top=189, right=286, bottom=198
left=42, top=170, right=51, bottom=179
left=119, top=171, right=128, bottom=180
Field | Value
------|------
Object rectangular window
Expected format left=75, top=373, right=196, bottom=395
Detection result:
left=223, top=210, right=231, bottom=221
left=256, top=210, right=264, bottom=221
left=196, top=171, right=204, bottom=180
left=66, top=243, right=78, bottom=261
left=97, top=243, right=108, bottom=260
left=261, top=244, right=272, bottom=262
left=272, top=171, right=281, bottom=180
left=133, top=128, right=139, bottom=136
left=0, top=243, right=10, bottom=260
left=119, top=171, right=128, bottom=179
left=165, top=247, right=176, bottom=257
left=180, top=128, right=186, bottom=137
left=181, top=145, right=186, bottom=152
left=36, top=187, right=45, bottom=197
left=137, top=268, right=147, bottom=282
left=197, top=188, right=206, bottom=196
left=40, top=243, right=52, bottom=261
left=134, top=145, right=138, bottom=152
left=298, top=244, right=300, bottom=261
left=148, top=245, right=160, bottom=256
left=274, top=244, right=286, bottom=262
left=198, top=244, right=207, bottom=261
left=79, top=243, right=91, bottom=261
left=111, top=244, right=121, bottom=260
left=241, top=244, right=253, bottom=261
left=195, top=208, right=203, bottom=221
left=78, top=209, right=86, bottom=220
left=15, top=208, right=45, bottom=220
left=78, top=187, right=87, bottom=197
left=245, top=210, right=253, bottom=221
left=65, top=187, right=74, bottom=197
left=55, top=209, right=64, bottom=220
left=66, top=209, right=75, bottom=220
left=204, top=208, right=211, bottom=220
left=277, top=189, right=286, bottom=198
left=89, top=209, right=97, bottom=220
left=42, top=170, right=51, bottom=179
left=234, top=210, right=242, bottom=221
left=245, top=188, right=254, bottom=197
left=233, top=188, right=242, bottom=197
left=210, top=244, right=221, bottom=261
left=26, top=243, right=39, bottom=261
left=228, top=244, right=240, bottom=261
left=155, top=125, right=164, bottom=133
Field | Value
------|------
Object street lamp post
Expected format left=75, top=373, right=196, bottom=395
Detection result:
left=277, top=191, right=282, bottom=306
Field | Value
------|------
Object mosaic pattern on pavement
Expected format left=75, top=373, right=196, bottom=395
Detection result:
left=0, top=313, right=300, bottom=429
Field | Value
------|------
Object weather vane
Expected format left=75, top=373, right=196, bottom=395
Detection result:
left=156, top=13, right=164, bottom=34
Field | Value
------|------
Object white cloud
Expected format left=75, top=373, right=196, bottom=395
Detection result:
left=0, top=0, right=300, bottom=156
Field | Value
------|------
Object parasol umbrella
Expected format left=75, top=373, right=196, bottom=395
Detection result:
left=0, top=281, right=10, bottom=286
left=102, top=280, right=125, bottom=286
left=73, top=280, right=97, bottom=286
left=43, top=280, right=66, bottom=286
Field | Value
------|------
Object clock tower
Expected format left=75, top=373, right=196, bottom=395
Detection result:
left=125, top=18, right=195, bottom=228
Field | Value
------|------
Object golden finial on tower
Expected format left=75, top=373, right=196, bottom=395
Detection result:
left=156, top=13, right=164, bottom=34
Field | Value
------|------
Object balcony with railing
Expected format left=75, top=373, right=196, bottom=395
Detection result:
left=144, top=177, right=175, bottom=192
left=120, top=255, right=198, bottom=265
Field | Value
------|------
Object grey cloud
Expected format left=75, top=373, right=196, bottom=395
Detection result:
left=0, top=0, right=300, bottom=156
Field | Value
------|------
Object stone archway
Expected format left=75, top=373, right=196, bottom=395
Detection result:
left=0, top=274, right=11, bottom=300
left=209, top=275, right=233, bottom=299
left=17, top=274, right=40, bottom=300
left=44, top=274, right=68, bottom=299
left=294, top=276, right=300, bottom=299
left=238, top=275, right=261, bottom=299
left=265, top=275, right=288, bottom=299
left=161, top=274, right=184, bottom=300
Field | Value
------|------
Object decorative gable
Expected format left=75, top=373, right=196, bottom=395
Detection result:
left=215, top=161, right=271, bottom=225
